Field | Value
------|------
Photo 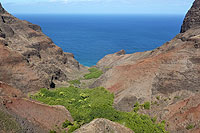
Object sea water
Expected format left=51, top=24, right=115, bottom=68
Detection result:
left=15, top=14, right=184, bottom=66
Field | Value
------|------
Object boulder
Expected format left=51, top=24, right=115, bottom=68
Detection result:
left=74, top=118, right=134, bottom=133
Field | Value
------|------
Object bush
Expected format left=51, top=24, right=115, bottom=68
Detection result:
left=133, top=102, right=140, bottom=112
left=133, top=106, right=140, bottom=112
left=134, top=102, right=140, bottom=107
left=151, top=117, right=157, bottom=123
left=186, top=124, right=194, bottom=130
left=49, top=130, right=56, bottom=133
left=143, top=102, right=151, bottom=110
left=62, top=120, right=72, bottom=128
left=174, top=96, right=180, bottom=99
left=32, top=86, right=166, bottom=133
left=156, top=96, right=160, bottom=100
left=84, top=68, right=103, bottom=79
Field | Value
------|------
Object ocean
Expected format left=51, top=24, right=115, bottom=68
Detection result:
left=15, top=14, right=184, bottom=66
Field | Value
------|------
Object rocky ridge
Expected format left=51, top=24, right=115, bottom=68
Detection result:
left=0, top=3, right=84, bottom=132
left=181, top=0, right=200, bottom=32
left=0, top=3, right=86, bottom=93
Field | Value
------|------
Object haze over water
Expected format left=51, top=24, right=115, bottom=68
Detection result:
left=16, top=14, right=184, bottom=66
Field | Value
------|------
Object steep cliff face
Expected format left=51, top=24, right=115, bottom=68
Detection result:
left=181, top=0, right=200, bottom=32
left=0, top=3, right=86, bottom=93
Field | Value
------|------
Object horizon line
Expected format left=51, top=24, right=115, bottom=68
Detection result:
left=13, top=13, right=186, bottom=16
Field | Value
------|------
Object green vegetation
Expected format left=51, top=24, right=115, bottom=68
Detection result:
left=62, top=120, right=73, bottom=128
left=156, top=96, right=160, bottom=100
left=186, top=124, right=194, bottom=130
left=32, top=86, right=167, bottom=133
left=143, top=102, right=151, bottom=110
left=132, top=101, right=151, bottom=112
left=0, top=110, right=21, bottom=132
left=151, top=117, right=157, bottom=123
left=104, top=66, right=112, bottom=69
left=68, top=80, right=81, bottom=85
left=49, top=130, right=57, bottom=133
left=174, top=96, right=181, bottom=99
left=84, top=68, right=103, bottom=79
left=133, top=102, right=140, bottom=112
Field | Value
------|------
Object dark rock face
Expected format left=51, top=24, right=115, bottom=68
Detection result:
left=0, top=3, right=5, bottom=14
left=0, top=3, right=86, bottom=93
left=181, top=0, right=200, bottom=32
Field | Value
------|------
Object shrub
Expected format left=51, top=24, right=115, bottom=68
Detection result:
left=161, top=120, right=166, bottom=124
left=156, top=96, right=160, bottom=100
left=186, top=124, right=194, bottom=130
left=32, top=86, right=167, bottom=133
left=133, top=102, right=140, bottom=112
left=62, top=120, right=72, bottom=128
left=151, top=117, right=157, bottom=123
left=133, top=106, right=140, bottom=112
left=80, top=93, right=89, bottom=99
left=143, top=102, right=151, bottom=110
left=49, top=130, right=56, bottom=133
left=174, top=96, right=180, bottom=99
left=134, top=102, right=140, bottom=107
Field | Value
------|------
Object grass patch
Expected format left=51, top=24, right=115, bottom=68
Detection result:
left=84, top=68, right=103, bottom=79
left=186, top=124, right=194, bottom=130
left=68, top=80, right=81, bottom=85
left=32, top=86, right=167, bottom=133
left=0, top=110, right=21, bottom=132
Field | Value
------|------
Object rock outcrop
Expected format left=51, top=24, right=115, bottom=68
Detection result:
left=74, top=118, right=134, bottom=133
left=0, top=3, right=86, bottom=93
left=181, top=0, right=200, bottom=32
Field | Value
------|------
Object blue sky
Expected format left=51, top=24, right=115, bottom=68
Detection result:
left=1, top=0, right=194, bottom=14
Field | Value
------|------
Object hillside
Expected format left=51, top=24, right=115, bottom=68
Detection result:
left=1, top=0, right=200, bottom=132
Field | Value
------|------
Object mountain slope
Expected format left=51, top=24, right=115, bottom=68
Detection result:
left=92, top=0, right=200, bottom=132
left=0, top=3, right=86, bottom=93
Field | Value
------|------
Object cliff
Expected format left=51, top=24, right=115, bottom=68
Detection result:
left=181, top=0, right=200, bottom=32
left=0, top=3, right=86, bottom=93
left=0, top=3, right=85, bottom=132
left=92, top=0, right=200, bottom=132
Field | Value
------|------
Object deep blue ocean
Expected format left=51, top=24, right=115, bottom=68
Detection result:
left=15, top=14, right=184, bottom=66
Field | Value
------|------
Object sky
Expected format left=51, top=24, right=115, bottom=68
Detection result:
left=1, top=0, right=194, bottom=15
